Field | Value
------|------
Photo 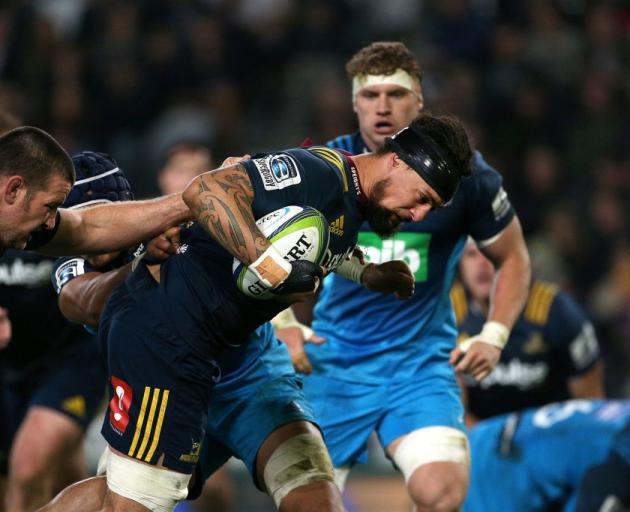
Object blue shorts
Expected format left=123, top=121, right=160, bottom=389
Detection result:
left=302, top=370, right=464, bottom=467
left=192, top=328, right=317, bottom=494
left=99, top=266, right=221, bottom=474
left=0, top=338, right=106, bottom=474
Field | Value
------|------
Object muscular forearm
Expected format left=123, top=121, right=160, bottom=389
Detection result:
left=59, top=264, right=132, bottom=326
left=42, top=194, right=191, bottom=256
left=484, top=219, right=531, bottom=331
left=182, top=165, right=269, bottom=264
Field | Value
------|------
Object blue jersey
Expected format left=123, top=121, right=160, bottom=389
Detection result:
left=309, top=132, right=514, bottom=384
left=452, top=280, right=600, bottom=418
left=151, top=147, right=364, bottom=356
left=465, top=400, right=630, bottom=512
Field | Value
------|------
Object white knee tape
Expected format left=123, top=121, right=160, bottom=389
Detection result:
left=333, top=465, right=351, bottom=491
left=263, top=433, right=335, bottom=507
left=392, top=427, right=470, bottom=483
left=96, top=447, right=109, bottom=476
left=106, top=448, right=191, bottom=512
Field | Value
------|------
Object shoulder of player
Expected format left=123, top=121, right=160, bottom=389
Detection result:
left=522, top=279, right=561, bottom=326
left=324, top=133, right=357, bottom=152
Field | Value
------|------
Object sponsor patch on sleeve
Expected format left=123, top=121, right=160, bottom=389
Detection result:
left=54, top=258, right=86, bottom=293
left=569, top=322, right=599, bottom=369
left=491, top=187, right=512, bottom=221
left=253, top=154, right=301, bottom=190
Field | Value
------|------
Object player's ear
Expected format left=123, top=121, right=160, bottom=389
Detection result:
left=4, top=176, right=25, bottom=205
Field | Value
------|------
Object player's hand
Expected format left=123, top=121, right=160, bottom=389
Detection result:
left=449, top=341, right=501, bottom=381
left=220, top=155, right=251, bottom=168
left=145, top=226, right=181, bottom=261
left=273, top=261, right=323, bottom=303
left=362, top=260, right=415, bottom=299
left=0, top=307, right=12, bottom=350
left=275, top=326, right=326, bottom=374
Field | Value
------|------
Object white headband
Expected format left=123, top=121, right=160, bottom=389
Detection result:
left=352, top=69, right=420, bottom=101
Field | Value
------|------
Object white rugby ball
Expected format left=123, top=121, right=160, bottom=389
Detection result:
left=233, top=206, right=330, bottom=299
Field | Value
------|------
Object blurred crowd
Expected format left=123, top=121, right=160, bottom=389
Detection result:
left=0, top=0, right=628, bottom=393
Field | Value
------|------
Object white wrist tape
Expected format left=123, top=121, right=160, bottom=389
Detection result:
left=459, top=321, right=510, bottom=352
left=249, top=246, right=292, bottom=289
left=271, top=307, right=314, bottom=340
left=335, top=256, right=368, bottom=284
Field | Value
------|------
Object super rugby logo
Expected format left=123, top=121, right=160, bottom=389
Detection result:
left=254, top=154, right=301, bottom=190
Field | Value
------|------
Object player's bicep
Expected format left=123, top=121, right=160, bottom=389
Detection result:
left=35, top=209, right=83, bottom=255
left=58, top=272, right=103, bottom=326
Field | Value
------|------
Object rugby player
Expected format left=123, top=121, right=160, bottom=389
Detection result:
left=40, top=113, right=473, bottom=512
left=280, top=42, right=530, bottom=511
left=453, top=239, right=604, bottom=423
left=0, top=126, right=190, bottom=256
left=0, top=150, right=132, bottom=511
left=464, top=400, right=630, bottom=511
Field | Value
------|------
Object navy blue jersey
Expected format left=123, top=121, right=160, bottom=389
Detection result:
left=147, top=147, right=364, bottom=355
left=452, top=280, right=600, bottom=419
left=309, top=132, right=514, bottom=384
left=0, top=249, right=92, bottom=377
left=465, top=400, right=630, bottom=512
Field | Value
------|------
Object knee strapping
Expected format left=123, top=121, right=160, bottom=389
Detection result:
left=392, top=427, right=470, bottom=482
left=263, top=432, right=335, bottom=507
left=106, top=448, right=190, bottom=512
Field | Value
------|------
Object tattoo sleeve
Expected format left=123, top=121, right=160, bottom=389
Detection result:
left=190, top=164, right=269, bottom=264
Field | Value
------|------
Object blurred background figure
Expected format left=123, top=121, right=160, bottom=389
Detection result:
left=453, top=239, right=605, bottom=425
left=157, top=142, right=213, bottom=195
left=464, top=400, right=630, bottom=512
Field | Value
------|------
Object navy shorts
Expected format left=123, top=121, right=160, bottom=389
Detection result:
left=99, top=265, right=221, bottom=474
left=0, top=338, right=106, bottom=475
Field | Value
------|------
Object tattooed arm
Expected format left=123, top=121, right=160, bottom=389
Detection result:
left=182, top=164, right=271, bottom=265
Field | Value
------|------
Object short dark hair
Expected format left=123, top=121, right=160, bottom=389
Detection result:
left=346, top=41, right=422, bottom=83
left=377, top=114, right=473, bottom=202
left=380, top=114, right=472, bottom=172
left=0, top=126, right=75, bottom=190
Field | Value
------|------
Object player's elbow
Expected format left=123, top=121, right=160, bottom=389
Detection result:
left=182, top=176, right=202, bottom=212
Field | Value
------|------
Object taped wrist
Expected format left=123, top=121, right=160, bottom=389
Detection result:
left=249, top=246, right=292, bottom=290
left=335, top=255, right=369, bottom=284
left=459, top=321, right=509, bottom=352
left=271, top=308, right=314, bottom=339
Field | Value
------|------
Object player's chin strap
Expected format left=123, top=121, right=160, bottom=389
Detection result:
left=459, top=321, right=510, bottom=352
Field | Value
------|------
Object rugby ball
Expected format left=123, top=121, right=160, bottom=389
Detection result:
left=233, top=206, right=330, bottom=299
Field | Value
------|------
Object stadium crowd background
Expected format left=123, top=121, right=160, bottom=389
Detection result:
left=0, top=0, right=628, bottom=508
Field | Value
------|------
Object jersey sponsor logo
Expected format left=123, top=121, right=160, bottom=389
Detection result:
left=177, top=244, right=189, bottom=254
left=54, top=258, right=85, bottom=292
left=0, top=259, right=54, bottom=287
left=254, top=154, right=301, bottom=190
left=321, top=245, right=354, bottom=272
left=532, top=400, right=594, bottom=428
left=127, top=386, right=170, bottom=464
left=62, top=395, right=87, bottom=418
left=109, top=376, right=133, bottom=435
left=468, top=359, right=549, bottom=390
left=330, top=215, right=344, bottom=236
left=179, top=439, right=202, bottom=464
left=358, top=232, right=431, bottom=282
left=491, top=187, right=511, bottom=221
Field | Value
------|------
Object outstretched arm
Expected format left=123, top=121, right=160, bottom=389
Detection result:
left=450, top=217, right=531, bottom=380
left=39, top=193, right=190, bottom=256
left=59, top=264, right=132, bottom=326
